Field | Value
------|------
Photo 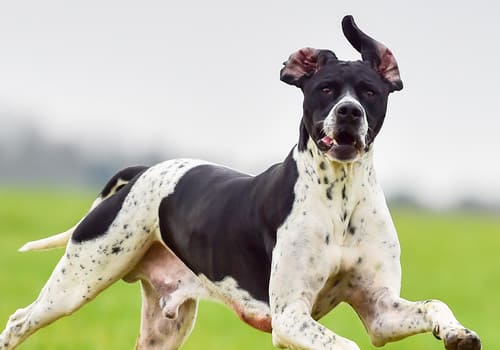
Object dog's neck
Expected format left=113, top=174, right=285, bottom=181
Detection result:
left=298, top=137, right=375, bottom=180
left=293, top=137, right=378, bottom=215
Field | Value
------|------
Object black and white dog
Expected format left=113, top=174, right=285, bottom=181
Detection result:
left=0, top=16, right=481, bottom=350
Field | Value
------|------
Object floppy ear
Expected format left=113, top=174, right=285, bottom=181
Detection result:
left=342, top=15, right=403, bottom=92
left=280, top=48, right=337, bottom=88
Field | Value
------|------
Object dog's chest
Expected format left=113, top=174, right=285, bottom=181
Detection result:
left=274, top=147, right=379, bottom=316
left=292, top=181, right=365, bottom=312
left=292, top=146, right=372, bottom=245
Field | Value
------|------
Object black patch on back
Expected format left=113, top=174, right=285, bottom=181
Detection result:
left=100, top=166, right=149, bottom=198
left=159, top=150, right=298, bottom=303
left=72, top=169, right=147, bottom=243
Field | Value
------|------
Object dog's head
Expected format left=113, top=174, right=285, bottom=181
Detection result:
left=281, top=15, right=403, bottom=162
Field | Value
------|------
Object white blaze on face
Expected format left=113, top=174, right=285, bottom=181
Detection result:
left=322, top=91, right=368, bottom=144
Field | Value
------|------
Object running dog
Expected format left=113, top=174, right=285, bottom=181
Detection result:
left=0, top=16, right=481, bottom=350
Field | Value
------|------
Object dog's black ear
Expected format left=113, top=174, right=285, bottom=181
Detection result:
left=342, top=15, right=403, bottom=92
left=280, top=48, right=337, bottom=88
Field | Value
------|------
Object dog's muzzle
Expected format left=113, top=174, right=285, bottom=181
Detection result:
left=319, top=101, right=367, bottom=161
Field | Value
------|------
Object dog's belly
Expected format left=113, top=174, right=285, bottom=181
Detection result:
left=198, top=274, right=273, bottom=332
left=126, top=242, right=272, bottom=332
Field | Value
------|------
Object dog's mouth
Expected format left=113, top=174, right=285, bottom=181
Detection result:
left=318, top=131, right=365, bottom=161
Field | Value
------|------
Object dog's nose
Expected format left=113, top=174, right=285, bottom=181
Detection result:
left=335, top=102, right=363, bottom=121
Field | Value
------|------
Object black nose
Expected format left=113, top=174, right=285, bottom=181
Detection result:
left=335, top=102, right=363, bottom=121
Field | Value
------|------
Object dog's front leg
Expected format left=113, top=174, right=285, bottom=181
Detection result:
left=269, top=221, right=359, bottom=350
left=352, top=290, right=481, bottom=350
left=346, top=196, right=481, bottom=350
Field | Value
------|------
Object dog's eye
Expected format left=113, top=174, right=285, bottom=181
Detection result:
left=321, top=87, right=333, bottom=95
left=365, top=90, right=375, bottom=97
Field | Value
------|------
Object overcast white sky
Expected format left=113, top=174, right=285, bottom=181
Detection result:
left=0, top=0, right=499, bottom=207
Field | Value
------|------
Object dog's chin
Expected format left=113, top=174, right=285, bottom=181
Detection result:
left=325, top=145, right=361, bottom=162
left=318, top=134, right=365, bottom=163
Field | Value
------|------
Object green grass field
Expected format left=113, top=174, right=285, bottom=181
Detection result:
left=0, top=188, right=498, bottom=349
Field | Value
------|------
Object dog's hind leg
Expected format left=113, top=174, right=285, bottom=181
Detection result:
left=135, top=281, right=198, bottom=350
left=1, top=170, right=158, bottom=350
left=0, top=234, right=155, bottom=350
left=125, top=243, right=205, bottom=350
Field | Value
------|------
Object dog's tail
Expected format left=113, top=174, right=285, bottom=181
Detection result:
left=18, top=196, right=103, bottom=252
left=19, top=166, right=149, bottom=252
left=19, top=226, right=78, bottom=252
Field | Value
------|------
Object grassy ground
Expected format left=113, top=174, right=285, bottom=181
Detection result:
left=0, top=188, right=498, bottom=349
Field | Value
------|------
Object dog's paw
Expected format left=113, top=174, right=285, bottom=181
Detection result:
left=438, top=327, right=481, bottom=350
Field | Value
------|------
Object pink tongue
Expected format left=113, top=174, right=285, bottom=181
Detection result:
left=320, top=136, right=334, bottom=146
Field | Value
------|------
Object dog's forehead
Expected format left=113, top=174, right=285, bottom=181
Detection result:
left=307, top=60, right=385, bottom=90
